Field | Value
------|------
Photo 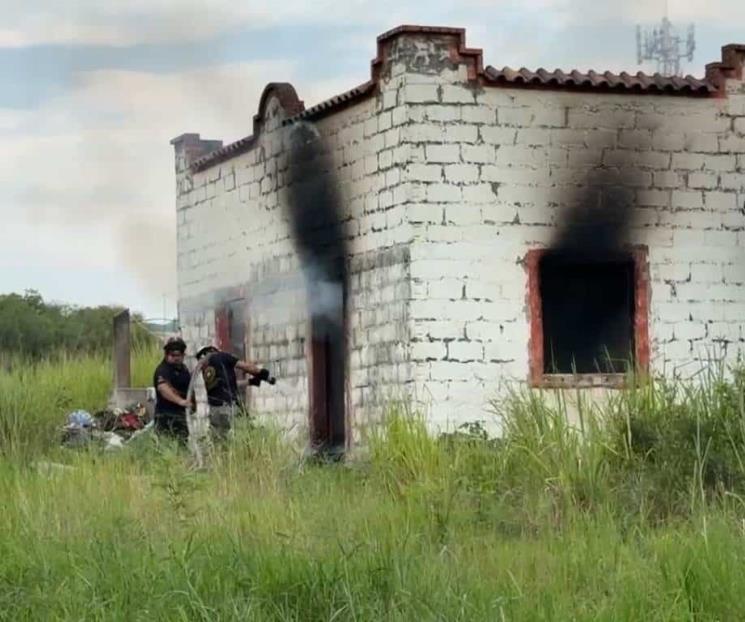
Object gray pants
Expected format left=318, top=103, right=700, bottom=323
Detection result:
left=209, top=403, right=237, bottom=442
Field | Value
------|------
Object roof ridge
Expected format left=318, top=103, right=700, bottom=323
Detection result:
left=184, top=26, right=739, bottom=173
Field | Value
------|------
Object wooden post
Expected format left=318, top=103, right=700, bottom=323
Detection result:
left=113, top=309, right=131, bottom=389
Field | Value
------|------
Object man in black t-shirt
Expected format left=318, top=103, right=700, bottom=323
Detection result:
left=195, top=345, right=273, bottom=440
left=152, top=337, right=192, bottom=442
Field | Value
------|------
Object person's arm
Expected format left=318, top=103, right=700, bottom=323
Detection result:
left=235, top=360, right=263, bottom=376
left=157, top=381, right=190, bottom=408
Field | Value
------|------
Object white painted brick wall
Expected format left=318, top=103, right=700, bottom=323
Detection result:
left=394, top=44, right=745, bottom=434
left=175, top=30, right=745, bottom=440
left=175, top=87, right=414, bottom=438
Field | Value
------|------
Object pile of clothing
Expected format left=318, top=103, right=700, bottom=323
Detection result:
left=61, top=403, right=151, bottom=450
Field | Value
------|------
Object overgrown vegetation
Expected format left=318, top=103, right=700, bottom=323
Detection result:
left=3, top=351, right=745, bottom=619
left=0, top=290, right=154, bottom=361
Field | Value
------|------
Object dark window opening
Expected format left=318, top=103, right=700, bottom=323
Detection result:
left=539, top=253, right=635, bottom=375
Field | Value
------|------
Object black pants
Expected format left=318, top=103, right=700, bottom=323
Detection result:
left=154, top=412, right=189, bottom=444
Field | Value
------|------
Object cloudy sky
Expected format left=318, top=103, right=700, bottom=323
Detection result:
left=2, top=0, right=742, bottom=318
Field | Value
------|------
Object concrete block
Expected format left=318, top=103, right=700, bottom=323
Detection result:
left=671, top=153, right=706, bottom=171
left=684, top=133, right=719, bottom=153
left=705, top=191, right=737, bottom=212
left=441, top=85, right=475, bottom=104
left=652, top=132, right=685, bottom=151
left=378, top=150, right=393, bottom=170
left=447, top=341, right=484, bottom=362
left=392, top=105, right=407, bottom=126
left=444, top=124, right=479, bottom=144
left=720, top=173, right=745, bottom=192
left=462, top=183, right=497, bottom=203
left=675, top=321, right=706, bottom=341
left=481, top=165, right=545, bottom=185
left=550, top=129, right=587, bottom=147
left=704, top=230, right=737, bottom=247
left=653, top=171, right=682, bottom=188
left=412, top=341, right=448, bottom=361
left=424, top=105, right=460, bottom=122
left=426, top=144, right=461, bottom=163
left=724, top=264, right=745, bottom=284
left=497, top=145, right=547, bottom=167
left=405, top=123, right=446, bottom=143
left=654, top=262, right=690, bottom=282
left=407, top=203, right=443, bottom=224
left=429, top=361, right=475, bottom=381
left=690, top=262, right=723, bottom=283
left=461, top=106, right=496, bottom=124
left=403, top=84, right=439, bottom=103
left=567, top=108, right=636, bottom=130
left=585, top=130, right=617, bottom=149
left=671, top=190, right=704, bottom=210
left=498, top=107, right=534, bottom=127
left=364, top=117, right=378, bottom=138
left=516, top=129, right=551, bottom=146
left=637, top=189, right=670, bottom=207
left=719, top=135, right=745, bottom=154
left=618, top=130, right=652, bottom=150
left=429, top=278, right=466, bottom=299
left=364, top=154, right=378, bottom=174
left=444, top=204, right=482, bottom=225
left=465, top=279, right=500, bottom=300
left=532, top=107, right=566, bottom=128
left=408, top=163, right=443, bottom=182
left=480, top=126, right=517, bottom=145
left=688, top=172, right=719, bottom=190
left=378, top=111, right=393, bottom=132
left=461, top=144, right=496, bottom=163
left=444, top=164, right=479, bottom=184
left=426, top=183, right=462, bottom=203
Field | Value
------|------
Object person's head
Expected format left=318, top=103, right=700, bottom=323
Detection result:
left=163, top=336, right=187, bottom=364
left=196, top=344, right=218, bottom=361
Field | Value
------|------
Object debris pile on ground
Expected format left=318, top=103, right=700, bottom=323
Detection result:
left=61, top=403, right=151, bottom=450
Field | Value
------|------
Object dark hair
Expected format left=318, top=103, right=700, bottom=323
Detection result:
left=163, top=337, right=187, bottom=353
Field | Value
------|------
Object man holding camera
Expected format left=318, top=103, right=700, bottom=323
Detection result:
left=194, top=345, right=274, bottom=440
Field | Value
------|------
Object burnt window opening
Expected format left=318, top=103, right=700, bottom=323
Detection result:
left=539, top=253, right=635, bottom=375
left=226, top=301, right=246, bottom=360
left=215, top=300, right=247, bottom=359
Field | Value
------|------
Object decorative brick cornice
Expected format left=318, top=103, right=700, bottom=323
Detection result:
left=371, top=25, right=485, bottom=82
left=191, top=83, right=304, bottom=172
left=706, top=44, right=745, bottom=92
left=185, top=26, right=741, bottom=173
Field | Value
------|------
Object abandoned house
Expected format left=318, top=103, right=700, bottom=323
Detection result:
left=172, top=25, right=745, bottom=448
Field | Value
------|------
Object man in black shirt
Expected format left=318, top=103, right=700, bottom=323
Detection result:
left=195, top=345, right=273, bottom=440
left=152, top=337, right=191, bottom=442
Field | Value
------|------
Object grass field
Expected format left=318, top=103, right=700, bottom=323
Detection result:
left=3, top=349, right=745, bottom=620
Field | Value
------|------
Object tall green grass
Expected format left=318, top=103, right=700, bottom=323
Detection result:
left=3, top=353, right=745, bottom=619
left=0, top=345, right=160, bottom=459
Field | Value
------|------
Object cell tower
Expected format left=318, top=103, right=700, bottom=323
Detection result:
left=636, top=6, right=695, bottom=77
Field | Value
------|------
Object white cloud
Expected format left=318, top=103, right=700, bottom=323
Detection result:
left=0, top=0, right=419, bottom=47
left=1, top=57, right=359, bottom=315
left=463, top=0, right=745, bottom=25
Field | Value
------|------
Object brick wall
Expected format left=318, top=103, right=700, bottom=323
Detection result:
left=174, top=81, right=413, bottom=437
left=388, top=32, right=745, bottom=432
left=174, top=28, right=745, bottom=439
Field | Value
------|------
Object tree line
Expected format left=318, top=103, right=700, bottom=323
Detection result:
left=0, top=290, right=155, bottom=359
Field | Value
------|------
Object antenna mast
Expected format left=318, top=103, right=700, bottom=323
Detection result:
left=636, top=4, right=695, bottom=76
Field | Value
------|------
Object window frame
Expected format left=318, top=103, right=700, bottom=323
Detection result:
left=526, top=245, right=650, bottom=388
